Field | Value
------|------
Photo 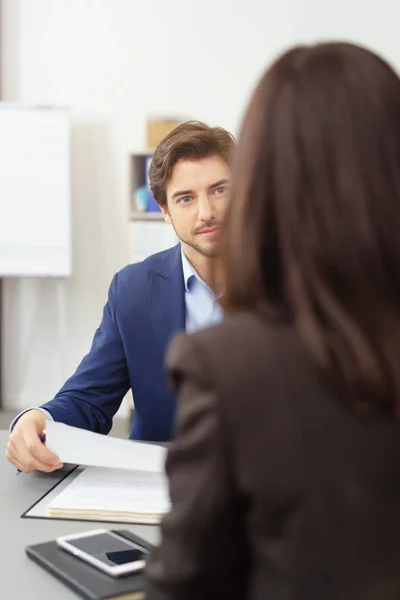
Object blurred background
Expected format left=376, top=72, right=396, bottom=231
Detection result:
left=0, top=0, right=399, bottom=435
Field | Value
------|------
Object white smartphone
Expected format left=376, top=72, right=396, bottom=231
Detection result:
left=56, top=529, right=148, bottom=577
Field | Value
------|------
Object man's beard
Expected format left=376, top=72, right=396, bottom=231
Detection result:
left=181, top=220, right=222, bottom=258
left=183, top=239, right=219, bottom=258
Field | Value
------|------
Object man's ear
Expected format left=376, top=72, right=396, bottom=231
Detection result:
left=159, top=203, right=172, bottom=224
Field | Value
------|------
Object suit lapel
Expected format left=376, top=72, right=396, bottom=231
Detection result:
left=148, top=245, right=185, bottom=359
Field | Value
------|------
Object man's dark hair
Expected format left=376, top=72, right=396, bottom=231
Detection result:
left=148, top=121, right=235, bottom=207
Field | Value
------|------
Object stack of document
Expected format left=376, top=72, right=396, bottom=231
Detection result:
left=44, top=421, right=170, bottom=524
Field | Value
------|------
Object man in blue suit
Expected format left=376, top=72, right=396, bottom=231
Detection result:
left=6, top=121, right=234, bottom=473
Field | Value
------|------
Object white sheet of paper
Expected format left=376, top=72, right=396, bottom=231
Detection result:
left=45, top=420, right=167, bottom=472
left=46, top=466, right=170, bottom=523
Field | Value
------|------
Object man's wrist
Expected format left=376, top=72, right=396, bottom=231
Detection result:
left=9, top=407, right=54, bottom=433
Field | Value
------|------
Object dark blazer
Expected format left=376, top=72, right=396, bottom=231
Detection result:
left=41, top=245, right=185, bottom=441
left=145, top=312, right=400, bottom=600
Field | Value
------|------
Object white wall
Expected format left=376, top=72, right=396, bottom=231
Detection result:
left=2, top=0, right=400, bottom=412
left=292, top=1, right=400, bottom=66
left=0, top=0, right=294, bottom=410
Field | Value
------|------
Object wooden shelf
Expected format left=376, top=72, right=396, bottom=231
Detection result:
left=128, top=150, right=153, bottom=157
left=130, top=211, right=164, bottom=221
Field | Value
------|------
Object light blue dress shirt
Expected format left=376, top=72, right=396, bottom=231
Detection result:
left=181, top=248, right=223, bottom=334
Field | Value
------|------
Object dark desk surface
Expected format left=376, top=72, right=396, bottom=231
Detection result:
left=0, top=430, right=160, bottom=599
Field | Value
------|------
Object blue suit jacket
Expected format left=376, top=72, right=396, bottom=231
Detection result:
left=41, top=245, right=185, bottom=441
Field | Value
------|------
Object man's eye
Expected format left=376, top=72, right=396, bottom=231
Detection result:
left=179, top=196, right=192, bottom=204
left=214, top=186, right=227, bottom=195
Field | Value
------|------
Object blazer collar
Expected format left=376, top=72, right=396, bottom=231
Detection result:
left=156, top=244, right=182, bottom=279
left=150, top=244, right=185, bottom=358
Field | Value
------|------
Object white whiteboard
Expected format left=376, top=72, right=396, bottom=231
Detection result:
left=0, top=103, right=71, bottom=277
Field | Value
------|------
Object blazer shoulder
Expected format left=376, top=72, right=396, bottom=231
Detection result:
left=167, top=312, right=320, bottom=440
left=167, top=312, right=311, bottom=466
left=168, top=311, right=303, bottom=387
left=113, top=244, right=181, bottom=287
left=193, top=311, right=301, bottom=362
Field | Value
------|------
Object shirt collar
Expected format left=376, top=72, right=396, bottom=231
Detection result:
left=181, top=247, right=203, bottom=292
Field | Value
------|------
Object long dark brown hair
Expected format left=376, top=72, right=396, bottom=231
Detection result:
left=222, top=42, right=400, bottom=416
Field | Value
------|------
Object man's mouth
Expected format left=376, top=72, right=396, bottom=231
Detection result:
left=196, top=226, right=220, bottom=236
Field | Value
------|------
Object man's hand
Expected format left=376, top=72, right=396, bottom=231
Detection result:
left=5, top=410, right=63, bottom=473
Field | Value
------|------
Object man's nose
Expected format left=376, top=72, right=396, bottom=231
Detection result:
left=198, top=195, right=215, bottom=221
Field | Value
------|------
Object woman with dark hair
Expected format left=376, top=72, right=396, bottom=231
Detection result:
left=145, top=42, right=400, bottom=600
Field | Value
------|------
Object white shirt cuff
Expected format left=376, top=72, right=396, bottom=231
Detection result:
left=9, top=407, right=54, bottom=433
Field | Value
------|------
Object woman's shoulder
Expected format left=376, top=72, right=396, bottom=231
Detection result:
left=192, top=311, right=300, bottom=359
left=167, top=311, right=304, bottom=388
